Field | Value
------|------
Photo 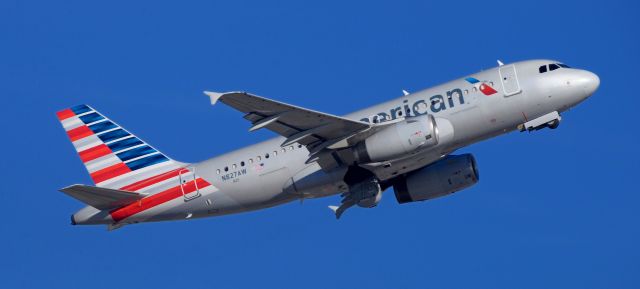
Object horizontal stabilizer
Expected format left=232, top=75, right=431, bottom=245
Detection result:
left=59, top=184, right=147, bottom=210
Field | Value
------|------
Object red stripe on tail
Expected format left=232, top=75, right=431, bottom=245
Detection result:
left=67, top=125, right=93, bottom=142
left=120, top=168, right=183, bottom=192
left=78, top=144, right=112, bottom=163
left=57, top=109, right=75, bottom=121
left=90, top=163, right=131, bottom=183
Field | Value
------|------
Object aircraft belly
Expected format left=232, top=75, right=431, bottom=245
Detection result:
left=284, top=163, right=347, bottom=198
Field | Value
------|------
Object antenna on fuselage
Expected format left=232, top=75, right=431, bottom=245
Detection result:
left=402, top=90, right=410, bottom=96
left=497, top=60, right=504, bottom=66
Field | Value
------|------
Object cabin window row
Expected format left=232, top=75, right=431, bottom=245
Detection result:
left=215, top=144, right=303, bottom=174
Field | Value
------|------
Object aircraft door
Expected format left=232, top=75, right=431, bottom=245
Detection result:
left=179, top=167, right=201, bottom=201
left=499, top=65, right=522, bottom=96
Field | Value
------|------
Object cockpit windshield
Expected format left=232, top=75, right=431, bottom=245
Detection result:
left=539, top=63, right=571, bottom=73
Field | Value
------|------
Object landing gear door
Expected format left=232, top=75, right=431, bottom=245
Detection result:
left=499, top=65, right=522, bottom=96
left=179, top=167, right=201, bottom=201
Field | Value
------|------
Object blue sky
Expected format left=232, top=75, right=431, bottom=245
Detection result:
left=1, top=0, right=639, bottom=288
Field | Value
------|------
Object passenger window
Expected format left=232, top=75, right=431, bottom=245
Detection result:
left=464, top=89, right=469, bottom=95
left=298, top=144, right=302, bottom=148
left=539, top=65, right=547, bottom=73
left=216, top=169, right=220, bottom=175
left=232, top=164, right=237, bottom=169
left=281, top=148, right=285, bottom=153
left=265, top=153, right=269, bottom=159
left=240, top=161, right=245, bottom=166
left=257, top=156, right=262, bottom=161
left=224, top=166, right=228, bottom=172
left=549, top=64, right=560, bottom=71
left=249, top=158, right=253, bottom=164
left=289, top=146, right=293, bottom=150
left=472, top=87, right=478, bottom=92
left=273, top=151, right=277, bottom=156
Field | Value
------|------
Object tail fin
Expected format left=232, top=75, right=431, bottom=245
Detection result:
left=56, top=104, right=184, bottom=189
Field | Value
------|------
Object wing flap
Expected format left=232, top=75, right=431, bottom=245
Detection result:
left=59, top=184, right=147, bottom=210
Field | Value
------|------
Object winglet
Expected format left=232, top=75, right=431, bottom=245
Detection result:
left=203, top=91, right=224, bottom=105
left=328, top=205, right=342, bottom=219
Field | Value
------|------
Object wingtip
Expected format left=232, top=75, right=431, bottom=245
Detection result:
left=328, top=205, right=341, bottom=219
left=58, top=184, right=81, bottom=193
left=203, top=91, right=224, bottom=105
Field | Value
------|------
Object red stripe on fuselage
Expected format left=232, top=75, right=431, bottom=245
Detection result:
left=119, top=168, right=183, bottom=192
left=91, top=163, right=131, bottom=183
left=56, top=109, right=75, bottom=121
left=110, top=178, right=211, bottom=222
left=67, top=125, right=93, bottom=142
left=78, top=144, right=112, bottom=163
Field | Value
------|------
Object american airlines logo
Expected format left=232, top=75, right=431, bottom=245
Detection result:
left=465, top=77, right=497, bottom=96
left=359, top=79, right=498, bottom=124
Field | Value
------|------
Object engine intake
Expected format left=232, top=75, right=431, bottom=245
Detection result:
left=393, top=154, right=479, bottom=204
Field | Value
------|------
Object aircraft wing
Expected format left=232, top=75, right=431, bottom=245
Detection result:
left=204, top=91, right=394, bottom=165
left=59, top=184, right=147, bottom=210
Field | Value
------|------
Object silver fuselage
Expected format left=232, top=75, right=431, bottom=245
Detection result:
left=73, top=59, right=599, bottom=224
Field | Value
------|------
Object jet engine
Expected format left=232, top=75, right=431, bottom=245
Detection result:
left=354, top=115, right=439, bottom=163
left=393, top=154, right=479, bottom=204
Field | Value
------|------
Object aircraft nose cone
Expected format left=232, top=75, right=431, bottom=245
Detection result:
left=583, top=71, right=600, bottom=97
left=577, top=70, right=600, bottom=98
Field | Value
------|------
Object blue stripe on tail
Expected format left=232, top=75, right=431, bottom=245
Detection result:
left=117, top=145, right=157, bottom=162
left=89, top=121, right=117, bottom=134
left=126, top=154, right=169, bottom=171
left=71, top=104, right=91, bottom=115
left=98, top=129, right=130, bottom=143
left=107, top=137, right=144, bottom=152
left=79, top=112, right=104, bottom=124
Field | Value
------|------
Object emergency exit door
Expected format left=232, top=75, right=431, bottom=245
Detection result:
left=499, top=65, right=522, bottom=96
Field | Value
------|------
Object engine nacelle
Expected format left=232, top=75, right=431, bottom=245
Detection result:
left=354, top=115, right=439, bottom=163
left=393, top=154, right=479, bottom=204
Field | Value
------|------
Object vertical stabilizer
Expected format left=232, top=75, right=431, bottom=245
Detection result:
left=56, top=104, right=184, bottom=189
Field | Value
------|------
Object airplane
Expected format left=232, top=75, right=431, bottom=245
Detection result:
left=56, top=59, right=599, bottom=230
